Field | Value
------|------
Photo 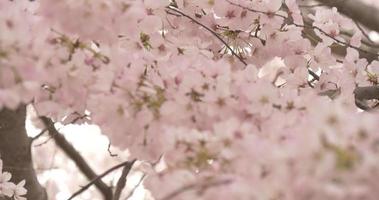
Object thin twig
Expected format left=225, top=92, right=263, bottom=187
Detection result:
left=227, top=0, right=379, bottom=59
left=69, top=113, right=89, bottom=124
left=67, top=159, right=137, bottom=200
left=308, top=69, right=320, bottom=81
left=160, top=178, right=232, bottom=200
left=124, top=174, right=146, bottom=200
left=34, top=136, right=53, bottom=147
left=30, top=128, right=48, bottom=142
left=108, top=142, right=118, bottom=157
left=166, top=6, right=247, bottom=66
left=300, top=24, right=379, bottom=57
left=226, top=0, right=285, bottom=19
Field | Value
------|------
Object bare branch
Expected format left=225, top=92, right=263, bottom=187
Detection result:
left=112, top=162, right=134, bottom=200
left=31, top=128, right=48, bottom=142
left=108, top=141, right=118, bottom=157
left=39, top=117, right=113, bottom=200
left=67, top=159, right=137, bottom=200
left=124, top=174, right=146, bottom=200
left=308, top=68, right=320, bottom=81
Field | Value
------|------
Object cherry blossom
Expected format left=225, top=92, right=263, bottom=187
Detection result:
left=1, top=0, right=379, bottom=199
left=0, top=160, right=14, bottom=198
left=10, top=180, right=27, bottom=200
left=0, top=160, right=27, bottom=200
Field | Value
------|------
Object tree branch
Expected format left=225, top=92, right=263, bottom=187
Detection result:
left=166, top=5, right=248, bottom=66
left=354, top=86, right=379, bottom=100
left=39, top=117, right=113, bottom=200
left=124, top=174, right=146, bottom=200
left=316, top=0, right=379, bottom=33
left=67, top=159, right=136, bottom=200
left=31, top=128, right=47, bottom=142
left=354, top=86, right=379, bottom=110
left=112, top=162, right=134, bottom=200
left=228, top=0, right=379, bottom=60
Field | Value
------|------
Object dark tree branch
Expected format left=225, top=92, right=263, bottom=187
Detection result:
left=308, top=68, right=320, bottom=81
left=112, top=162, right=134, bottom=200
left=0, top=106, right=47, bottom=200
left=67, top=159, right=136, bottom=200
left=353, top=20, right=377, bottom=46
left=354, top=86, right=379, bottom=110
left=316, top=0, right=379, bottom=33
left=354, top=86, right=379, bottom=100
left=39, top=117, right=113, bottom=200
left=31, top=128, right=47, bottom=142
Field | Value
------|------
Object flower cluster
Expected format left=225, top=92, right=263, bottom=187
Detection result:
left=1, top=0, right=379, bottom=199
left=0, top=159, right=27, bottom=200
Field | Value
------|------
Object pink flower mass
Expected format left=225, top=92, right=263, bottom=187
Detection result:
left=1, top=0, right=379, bottom=199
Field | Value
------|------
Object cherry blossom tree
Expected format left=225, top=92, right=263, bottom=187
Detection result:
left=2, top=0, right=379, bottom=199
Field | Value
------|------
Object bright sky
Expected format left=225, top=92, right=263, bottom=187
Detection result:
left=26, top=110, right=150, bottom=200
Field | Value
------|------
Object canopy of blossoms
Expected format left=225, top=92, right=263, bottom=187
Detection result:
left=1, top=0, right=379, bottom=199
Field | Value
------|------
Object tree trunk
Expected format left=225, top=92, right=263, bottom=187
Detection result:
left=0, top=106, right=47, bottom=200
